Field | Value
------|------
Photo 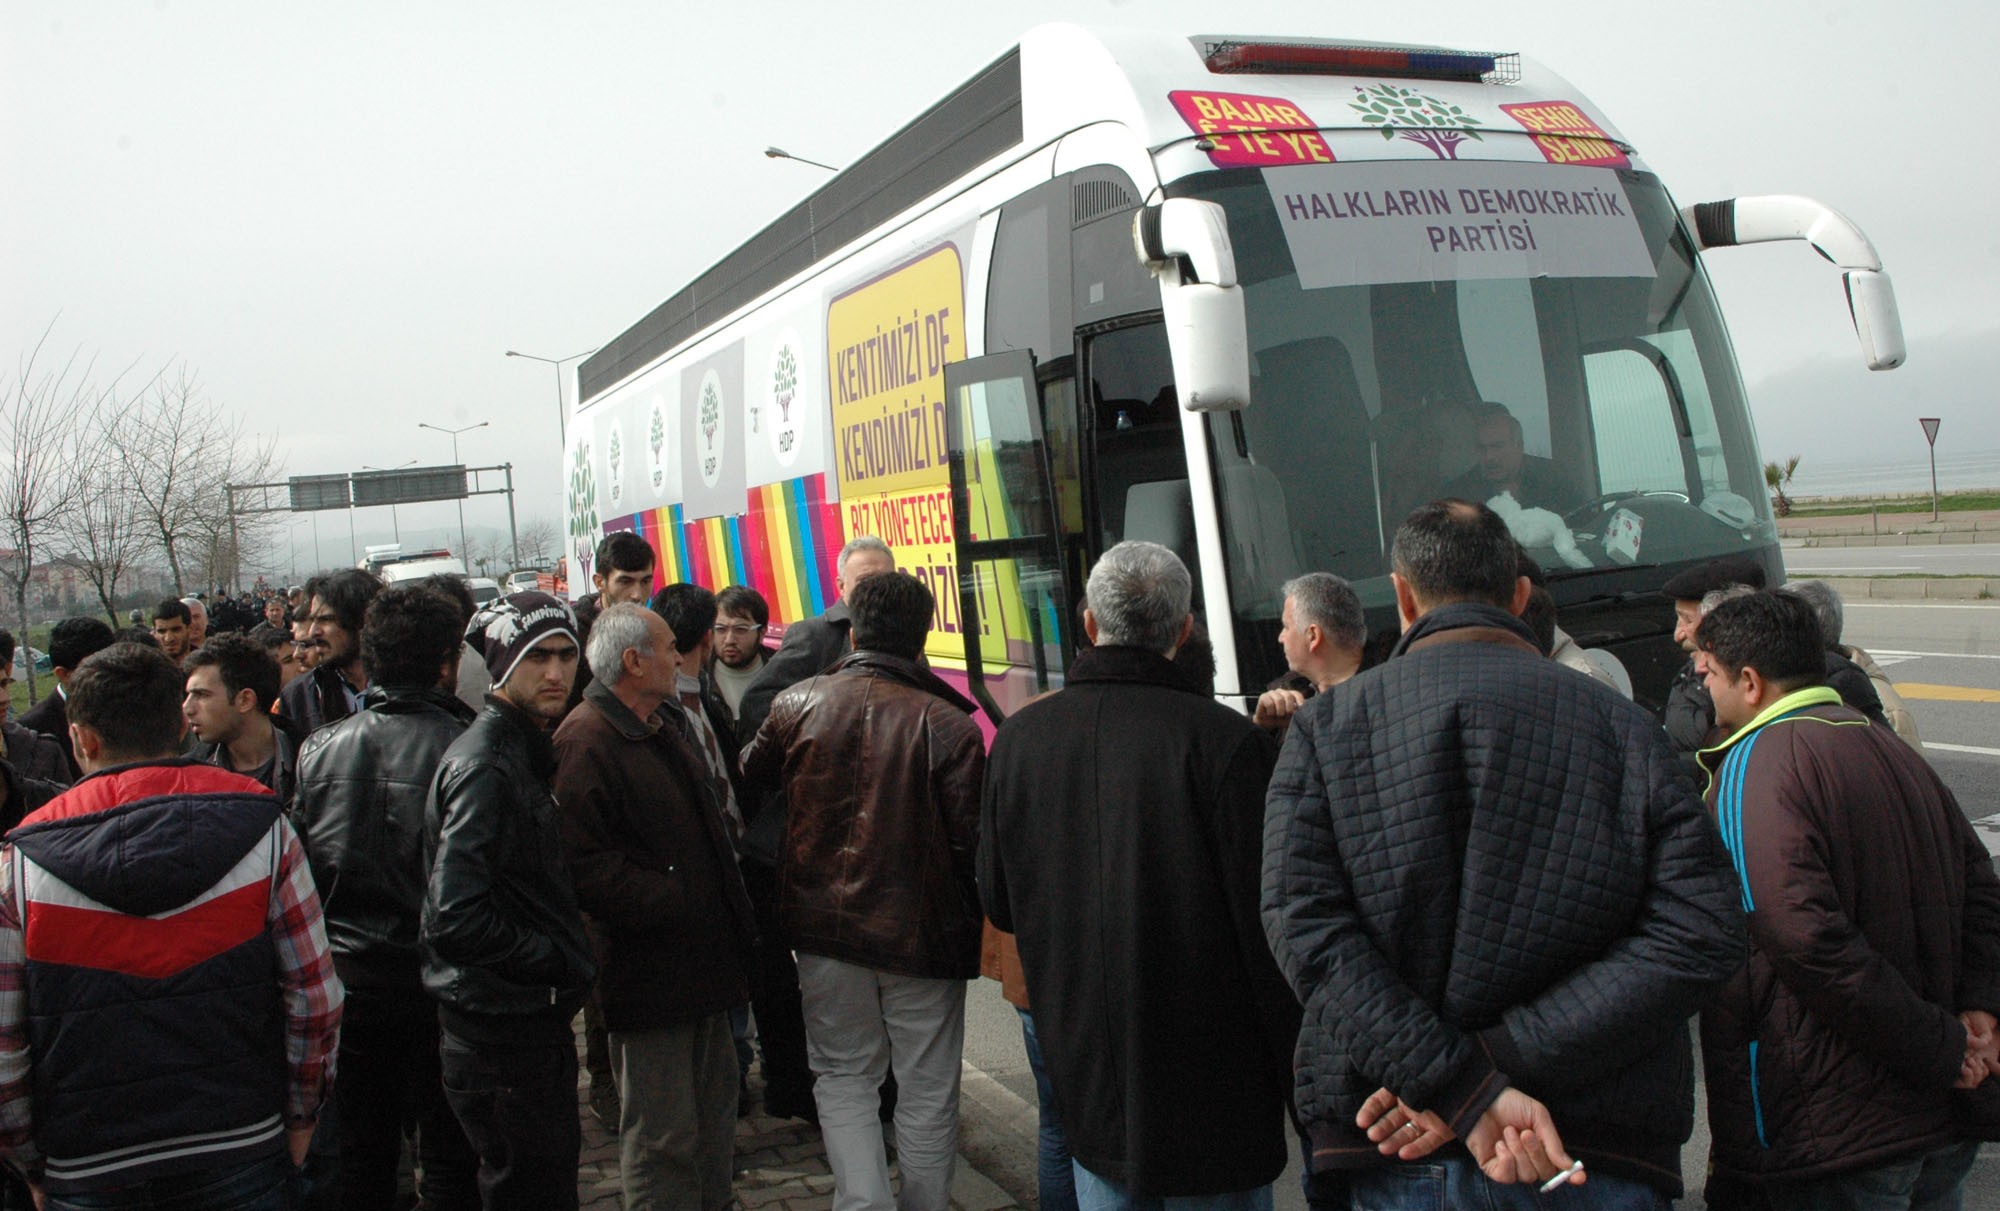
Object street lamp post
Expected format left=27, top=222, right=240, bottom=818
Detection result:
left=418, top=421, right=490, bottom=570
left=505, top=348, right=596, bottom=446
left=362, top=460, right=417, bottom=544
left=763, top=146, right=838, bottom=172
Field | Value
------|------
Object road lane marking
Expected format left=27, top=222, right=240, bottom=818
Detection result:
left=1874, top=650, right=2000, bottom=662
left=1929, top=743, right=2000, bottom=757
left=1894, top=684, right=2000, bottom=702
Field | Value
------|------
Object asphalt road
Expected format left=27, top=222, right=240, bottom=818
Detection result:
left=956, top=598, right=2000, bottom=1209
left=1784, top=541, right=2000, bottom=578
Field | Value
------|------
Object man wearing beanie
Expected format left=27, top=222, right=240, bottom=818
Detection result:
left=422, top=592, right=599, bottom=1209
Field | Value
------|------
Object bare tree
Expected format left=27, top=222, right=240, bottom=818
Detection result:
left=518, top=517, right=558, bottom=567
left=121, top=367, right=284, bottom=595
left=0, top=328, right=112, bottom=702
left=61, top=396, right=147, bottom=623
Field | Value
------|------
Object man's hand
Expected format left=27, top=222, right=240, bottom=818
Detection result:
left=287, top=1122, right=315, bottom=1167
left=1957, top=1009, right=2000, bottom=1089
left=1356, top=1087, right=1453, bottom=1161
left=1464, top=1088, right=1582, bottom=1186
left=1254, top=689, right=1306, bottom=730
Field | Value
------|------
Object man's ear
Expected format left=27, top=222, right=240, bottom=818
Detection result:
left=1740, top=663, right=1771, bottom=711
left=1391, top=573, right=1421, bottom=633
left=1082, top=608, right=1101, bottom=647
left=232, top=687, right=259, bottom=717
left=1508, top=575, right=1533, bottom=618
left=69, top=722, right=100, bottom=765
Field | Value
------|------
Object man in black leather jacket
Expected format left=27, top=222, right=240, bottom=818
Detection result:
left=293, top=585, right=480, bottom=1211
left=422, top=592, right=596, bottom=1210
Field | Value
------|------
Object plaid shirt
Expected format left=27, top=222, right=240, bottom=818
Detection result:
left=0, top=816, right=342, bottom=1179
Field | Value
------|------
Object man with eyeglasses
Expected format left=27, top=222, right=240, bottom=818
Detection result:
left=708, top=585, right=770, bottom=742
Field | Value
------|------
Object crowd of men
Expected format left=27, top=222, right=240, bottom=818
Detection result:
left=0, top=500, right=1990, bottom=1211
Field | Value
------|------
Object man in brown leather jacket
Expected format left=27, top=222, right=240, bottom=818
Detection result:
left=741, top=571, right=984, bottom=1211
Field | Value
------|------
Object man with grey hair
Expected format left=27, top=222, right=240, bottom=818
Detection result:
left=181, top=595, right=209, bottom=649
left=735, top=535, right=895, bottom=746
left=1254, top=571, right=1366, bottom=731
left=554, top=603, right=755, bottom=1208
left=979, top=541, right=1298, bottom=1205
left=1760, top=580, right=1894, bottom=738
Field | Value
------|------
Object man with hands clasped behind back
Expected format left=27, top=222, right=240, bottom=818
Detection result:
left=1262, top=500, right=1747, bottom=1209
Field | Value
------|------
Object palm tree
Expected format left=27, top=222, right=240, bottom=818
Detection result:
left=1764, top=455, right=1802, bottom=517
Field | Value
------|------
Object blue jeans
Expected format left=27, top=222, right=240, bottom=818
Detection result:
left=1071, top=1164, right=1272, bottom=1211
left=1764, top=1140, right=1980, bottom=1211
left=1342, top=1156, right=1669, bottom=1210
left=47, top=1152, right=294, bottom=1211
left=1018, top=1009, right=1080, bottom=1211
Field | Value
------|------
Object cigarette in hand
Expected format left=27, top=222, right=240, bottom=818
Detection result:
left=1539, top=1159, right=1585, bottom=1193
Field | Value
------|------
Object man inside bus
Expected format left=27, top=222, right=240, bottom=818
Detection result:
left=1442, top=401, right=1580, bottom=514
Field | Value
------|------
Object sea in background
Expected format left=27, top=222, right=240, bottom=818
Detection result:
left=1786, top=449, right=2000, bottom=499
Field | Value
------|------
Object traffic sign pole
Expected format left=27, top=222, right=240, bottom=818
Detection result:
left=1920, top=417, right=1942, bottom=522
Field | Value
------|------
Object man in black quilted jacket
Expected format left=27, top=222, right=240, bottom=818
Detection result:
left=1263, top=499, right=1747, bottom=1209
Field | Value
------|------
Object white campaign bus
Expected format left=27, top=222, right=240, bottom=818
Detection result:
left=560, top=25, right=1902, bottom=724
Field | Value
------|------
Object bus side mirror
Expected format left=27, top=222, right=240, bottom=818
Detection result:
left=1843, top=270, right=1906, bottom=371
left=1684, top=195, right=1906, bottom=371
left=1136, top=200, right=1252, bottom=412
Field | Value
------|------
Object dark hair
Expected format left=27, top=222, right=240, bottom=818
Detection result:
left=714, top=584, right=770, bottom=629
left=649, top=583, right=718, bottom=656
left=183, top=632, right=281, bottom=712
left=114, top=627, right=162, bottom=649
left=152, top=597, right=192, bottom=626
left=49, top=617, right=117, bottom=672
left=0, top=629, right=13, bottom=666
left=68, top=643, right=187, bottom=759
left=251, top=622, right=290, bottom=653
left=847, top=571, right=933, bottom=660
left=362, top=585, right=466, bottom=689
left=1391, top=500, right=1520, bottom=608
left=304, top=568, right=384, bottom=635
left=1695, top=591, right=1824, bottom=688
left=596, top=531, right=657, bottom=576
left=1521, top=587, right=1557, bottom=656
left=421, top=573, right=477, bottom=630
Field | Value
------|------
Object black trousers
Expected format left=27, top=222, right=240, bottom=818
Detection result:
left=336, top=986, right=479, bottom=1211
left=739, top=860, right=814, bottom=1103
left=439, top=1034, right=579, bottom=1211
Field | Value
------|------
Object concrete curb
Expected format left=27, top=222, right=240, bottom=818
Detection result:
left=1814, top=577, right=2000, bottom=601
left=1793, top=532, right=1996, bottom=547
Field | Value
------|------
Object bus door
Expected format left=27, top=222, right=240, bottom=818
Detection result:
left=943, top=350, right=1071, bottom=724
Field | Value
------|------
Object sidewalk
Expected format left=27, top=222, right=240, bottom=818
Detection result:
left=573, top=1038, right=1023, bottom=1210
left=1779, top=507, right=2000, bottom=544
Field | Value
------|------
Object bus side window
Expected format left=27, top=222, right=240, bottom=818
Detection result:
left=1089, top=322, right=1197, bottom=599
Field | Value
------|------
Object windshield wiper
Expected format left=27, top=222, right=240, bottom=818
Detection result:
left=1545, top=562, right=1661, bottom=584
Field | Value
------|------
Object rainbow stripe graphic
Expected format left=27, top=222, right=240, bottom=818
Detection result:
left=620, top=471, right=844, bottom=629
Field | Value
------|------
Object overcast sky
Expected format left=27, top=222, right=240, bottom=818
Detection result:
left=6, top=0, right=1995, bottom=573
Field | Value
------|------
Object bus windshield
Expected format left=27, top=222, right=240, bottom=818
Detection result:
left=1172, top=164, right=1774, bottom=692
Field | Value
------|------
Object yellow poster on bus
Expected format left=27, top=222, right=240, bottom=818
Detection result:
left=827, top=243, right=1031, bottom=668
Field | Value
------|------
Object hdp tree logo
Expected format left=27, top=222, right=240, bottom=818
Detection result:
left=648, top=401, right=667, bottom=491
left=772, top=344, right=798, bottom=455
left=1350, top=84, right=1483, bottom=159
left=607, top=425, right=623, bottom=504
left=566, top=440, right=599, bottom=577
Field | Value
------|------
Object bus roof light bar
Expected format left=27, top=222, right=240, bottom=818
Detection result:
left=1197, top=38, right=1520, bottom=84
